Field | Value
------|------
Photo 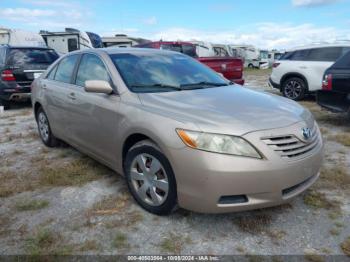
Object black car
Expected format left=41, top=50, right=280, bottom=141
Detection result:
left=0, top=45, right=59, bottom=109
left=317, top=50, right=350, bottom=116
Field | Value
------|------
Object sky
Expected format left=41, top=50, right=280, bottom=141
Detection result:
left=0, top=0, right=349, bottom=50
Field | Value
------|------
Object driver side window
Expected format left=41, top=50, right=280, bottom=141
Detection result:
left=75, top=54, right=110, bottom=87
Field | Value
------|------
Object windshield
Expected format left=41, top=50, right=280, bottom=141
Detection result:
left=110, top=52, right=229, bottom=93
left=7, top=48, right=59, bottom=66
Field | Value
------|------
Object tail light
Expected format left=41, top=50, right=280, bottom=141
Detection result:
left=322, top=74, right=332, bottom=91
left=272, top=62, right=280, bottom=68
left=1, top=70, right=15, bottom=81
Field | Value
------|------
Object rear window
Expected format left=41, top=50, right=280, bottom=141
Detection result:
left=160, top=44, right=197, bottom=58
left=7, top=48, right=59, bottom=66
left=332, top=51, right=350, bottom=69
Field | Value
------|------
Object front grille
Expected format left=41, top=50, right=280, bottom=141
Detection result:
left=282, top=174, right=316, bottom=196
left=261, top=125, right=319, bottom=160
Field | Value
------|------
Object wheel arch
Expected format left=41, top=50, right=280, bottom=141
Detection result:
left=34, top=102, right=42, bottom=120
left=281, top=72, right=309, bottom=92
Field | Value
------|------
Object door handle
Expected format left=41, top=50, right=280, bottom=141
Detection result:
left=67, top=92, right=76, bottom=100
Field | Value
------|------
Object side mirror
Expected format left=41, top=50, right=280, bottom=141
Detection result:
left=84, top=80, right=113, bottom=94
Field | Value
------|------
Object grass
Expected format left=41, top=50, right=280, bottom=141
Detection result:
left=25, top=229, right=56, bottom=255
left=15, top=199, right=49, bottom=211
left=341, top=237, right=350, bottom=256
left=0, top=169, right=35, bottom=198
left=90, top=193, right=130, bottom=215
left=103, top=210, right=144, bottom=229
left=159, top=232, right=191, bottom=254
left=112, top=232, right=128, bottom=249
left=79, top=240, right=100, bottom=251
left=329, top=228, right=341, bottom=236
left=233, top=212, right=273, bottom=234
left=318, top=165, right=350, bottom=190
left=303, top=190, right=340, bottom=210
left=244, top=68, right=272, bottom=76
left=38, top=157, right=110, bottom=187
left=328, top=132, right=350, bottom=147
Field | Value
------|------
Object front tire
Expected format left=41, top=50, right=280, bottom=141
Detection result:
left=282, top=77, right=306, bottom=101
left=124, top=140, right=177, bottom=215
left=36, top=107, right=59, bottom=147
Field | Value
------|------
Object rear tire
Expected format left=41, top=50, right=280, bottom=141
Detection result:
left=124, top=140, right=177, bottom=215
left=282, top=77, right=306, bottom=101
left=35, top=107, right=59, bottom=147
left=248, top=64, right=254, bottom=69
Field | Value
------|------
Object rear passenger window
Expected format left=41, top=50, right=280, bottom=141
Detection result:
left=54, top=55, right=78, bottom=83
left=75, top=54, right=110, bottom=87
left=290, top=49, right=310, bottom=61
left=307, top=47, right=342, bottom=62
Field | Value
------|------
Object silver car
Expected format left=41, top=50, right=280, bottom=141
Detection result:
left=31, top=48, right=323, bottom=215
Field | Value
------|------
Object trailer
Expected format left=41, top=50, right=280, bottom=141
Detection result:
left=102, top=34, right=150, bottom=48
left=0, top=28, right=46, bottom=47
left=40, top=28, right=103, bottom=55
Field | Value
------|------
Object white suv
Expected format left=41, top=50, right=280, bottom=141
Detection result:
left=269, top=43, right=350, bottom=100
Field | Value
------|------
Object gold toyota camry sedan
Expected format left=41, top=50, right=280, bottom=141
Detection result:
left=31, top=48, right=323, bottom=215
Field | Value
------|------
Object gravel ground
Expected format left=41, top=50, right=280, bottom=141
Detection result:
left=0, top=69, right=349, bottom=256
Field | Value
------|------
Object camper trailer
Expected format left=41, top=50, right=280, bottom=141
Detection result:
left=102, top=34, right=150, bottom=48
left=189, top=41, right=216, bottom=57
left=230, top=45, right=269, bottom=68
left=40, top=28, right=103, bottom=55
left=268, top=50, right=284, bottom=67
left=212, top=44, right=234, bottom=57
left=0, top=28, right=46, bottom=47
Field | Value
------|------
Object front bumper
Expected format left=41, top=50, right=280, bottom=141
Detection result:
left=269, top=77, right=281, bottom=90
left=167, top=122, right=323, bottom=213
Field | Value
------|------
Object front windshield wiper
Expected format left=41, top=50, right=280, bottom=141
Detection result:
left=180, top=81, right=229, bottom=89
left=130, top=83, right=182, bottom=91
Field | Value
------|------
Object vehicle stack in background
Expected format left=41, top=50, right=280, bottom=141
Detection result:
left=135, top=41, right=244, bottom=85
left=39, top=28, right=103, bottom=55
left=0, top=27, right=46, bottom=47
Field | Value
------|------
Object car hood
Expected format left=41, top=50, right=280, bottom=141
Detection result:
left=138, top=85, right=313, bottom=136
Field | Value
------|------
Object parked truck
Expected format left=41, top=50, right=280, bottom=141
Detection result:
left=40, top=28, right=103, bottom=55
left=135, top=41, right=244, bottom=85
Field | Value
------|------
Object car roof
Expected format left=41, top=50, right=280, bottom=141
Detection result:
left=76, top=47, right=183, bottom=56
left=289, top=42, right=350, bottom=51
left=0, top=45, right=53, bottom=50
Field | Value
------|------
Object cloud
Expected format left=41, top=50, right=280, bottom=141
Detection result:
left=21, top=0, right=76, bottom=8
left=292, top=0, right=340, bottom=7
left=143, top=16, right=157, bottom=25
left=144, top=23, right=350, bottom=50
left=0, top=5, right=91, bottom=30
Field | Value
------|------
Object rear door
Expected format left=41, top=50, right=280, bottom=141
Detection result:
left=5, top=48, right=59, bottom=92
left=67, top=53, right=121, bottom=164
left=42, top=54, right=79, bottom=139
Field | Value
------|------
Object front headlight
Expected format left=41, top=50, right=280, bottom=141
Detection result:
left=176, top=129, right=262, bottom=159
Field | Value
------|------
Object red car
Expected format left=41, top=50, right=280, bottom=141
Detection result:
left=135, top=41, right=244, bottom=85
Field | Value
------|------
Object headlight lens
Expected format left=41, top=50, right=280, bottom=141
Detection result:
left=176, top=129, right=262, bottom=159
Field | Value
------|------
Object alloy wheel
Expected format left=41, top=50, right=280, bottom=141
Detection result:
left=284, top=80, right=302, bottom=99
